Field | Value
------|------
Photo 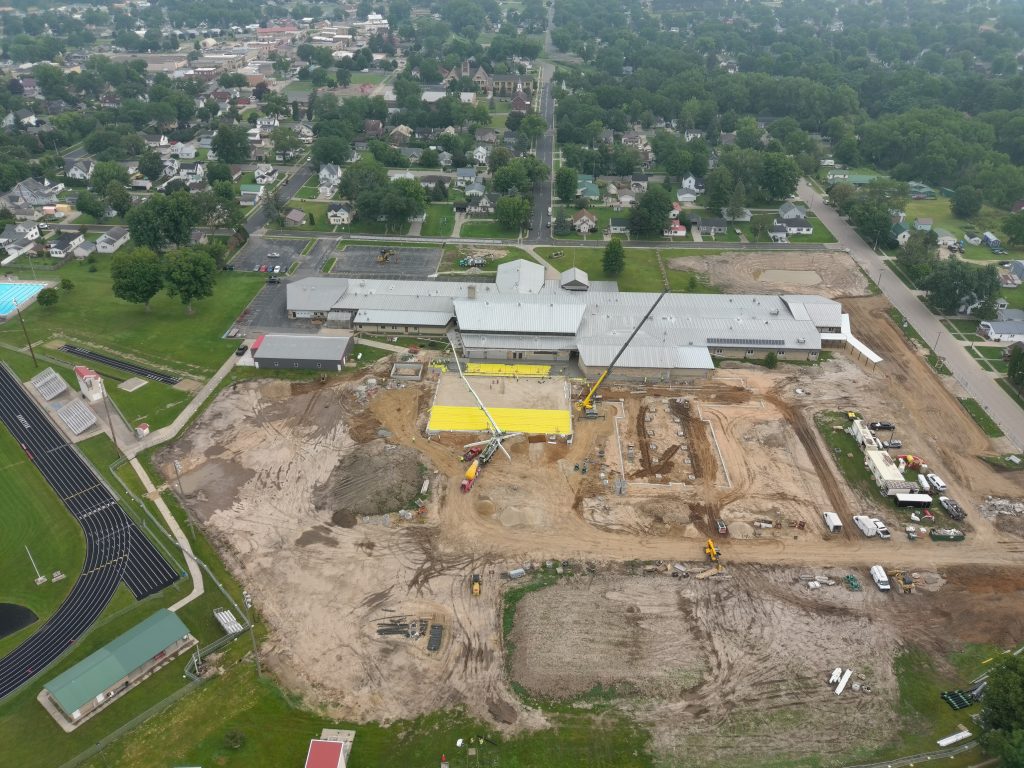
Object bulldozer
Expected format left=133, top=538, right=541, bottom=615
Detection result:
left=378, top=248, right=396, bottom=264
left=889, top=569, right=916, bottom=593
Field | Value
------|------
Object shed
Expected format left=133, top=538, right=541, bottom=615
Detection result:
left=253, top=333, right=354, bottom=371
left=559, top=267, right=590, bottom=291
left=41, top=610, right=194, bottom=726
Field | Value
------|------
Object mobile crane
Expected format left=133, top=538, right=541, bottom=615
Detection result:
left=576, top=290, right=668, bottom=417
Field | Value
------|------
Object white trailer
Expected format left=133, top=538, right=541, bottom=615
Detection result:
left=822, top=511, right=843, bottom=533
left=853, top=515, right=877, bottom=537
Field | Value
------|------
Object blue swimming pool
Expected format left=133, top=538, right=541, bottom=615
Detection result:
left=0, top=283, right=47, bottom=318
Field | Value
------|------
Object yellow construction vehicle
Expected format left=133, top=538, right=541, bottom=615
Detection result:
left=378, top=248, right=396, bottom=263
left=471, top=574, right=481, bottom=596
left=704, top=538, right=720, bottom=562
left=577, top=290, right=668, bottom=417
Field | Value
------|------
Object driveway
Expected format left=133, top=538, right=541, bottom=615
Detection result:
left=798, top=179, right=1024, bottom=449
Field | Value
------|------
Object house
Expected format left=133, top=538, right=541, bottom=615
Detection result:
left=3, top=178, right=62, bottom=208
left=247, top=127, right=262, bottom=144
left=73, top=240, right=97, bottom=259
left=1002, top=340, right=1024, bottom=360
left=778, top=202, right=807, bottom=220
left=65, top=159, right=95, bottom=181
left=163, top=157, right=180, bottom=177
left=295, top=124, right=315, bottom=144
left=721, top=207, right=752, bottom=222
left=693, top=217, right=728, bottom=235
left=676, top=189, right=697, bottom=204
left=284, top=208, right=308, bottom=227
left=472, top=145, right=489, bottom=165
left=474, top=127, right=497, bottom=144
left=96, top=227, right=130, bottom=254
left=144, top=134, right=170, bottom=148
left=178, top=162, right=204, bottom=184
left=776, top=217, right=813, bottom=236
left=131, top=178, right=153, bottom=191
left=173, top=142, right=197, bottom=160
left=464, top=182, right=486, bottom=198
left=398, top=147, right=423, bottom=163
left=978, top=320, right=1024, bottom=343
left=577, top=181, right=600, bottom=201
left=630, top=174, right=649, bottom=193
left=908, top=181, right=936, bottom=199
left=196, top=131, right=216, bottom=150
left=0, top=222, right=40, bottom=245
left=913, top=217, right=933, bottom=232
left=982, top=231, right=1001, bottom=248
left=363, top=119, right=384, bottom=138
left=256, top=117, right=279, bottom=134
left=663, top=221, right=687, bottom=237
left=607, top=217, right=630, bottom=235
left=388, top=125, right=413, bottom=146
left=254, top=164, right=277, bottom=185
left=572, top=209, right=597, bottom=233
left=327, top=203, right=354, bottom=226
left=437, top=150, right=453, bottom=168
left=467, top=194, right=494, bottom=214
left=621, top=131, right=647, bottom=150
left=769, top=222, right=789, bottom=242
left=49, top=232, right=85, bottom=259
left=14, top=108, right=37, bottom=127
left=1010, top=261, right=1024, bottom=281
left=891, top=222, right=911, bottom=246
left=455, top=167, right=477, bottom=188
left=319, top=164, right=343, bottom=187
left=239, top=184, right=265, bottom=206
left=680, top=174, right=705, bottom=193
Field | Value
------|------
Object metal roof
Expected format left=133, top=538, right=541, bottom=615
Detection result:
left=29, top=367, right=68, bottom=401
left=577, top=343, right=714, bottom=370
left=495, top=260, right=545, bottom=294
left=559, top=267, right=590, bottom=289
left=353, top=309, right=452, bottom=326
left=255, top=334, right=352, bottom=361
left=44, top=610, right=190, bottom=715
left=460, top=332, right=577, bottom=351
left=287, top=277, right=349, bottom=312
left=55, top=399, right=97, bottom=435
left=454, top=298, right=586, bottom=335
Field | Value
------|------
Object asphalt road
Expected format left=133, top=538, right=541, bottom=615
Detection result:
left=528, top=60, right=556, bottom=243
left=244, top=163, right=316, bottom=234
left=798, top=178, right=1024, bottom=450
left=0, top=365, right=178, bottom=700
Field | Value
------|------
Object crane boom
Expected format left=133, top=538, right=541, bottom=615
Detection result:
left=449, top=345, right=503, bottom=436
left=577, top=290, right=668, bottom=413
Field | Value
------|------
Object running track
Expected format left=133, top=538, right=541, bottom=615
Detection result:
left=0, top=365, right=178, bottom=700
left=59, top=345, right=181, bottom=385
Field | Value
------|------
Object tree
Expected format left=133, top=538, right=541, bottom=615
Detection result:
left=495, top=195, right=532, bottom=231
left=75, top=190, right=106, bottom=218
left=629, top=186, right=672, bottom=236
left=982, top=654, right=1024, bottom=766
left=89, top=161, right=129, bottom=194
left=127, top=197, right=167, bottom=251
left=270, top=127, right=301, bottom=160
left=725, top=181, right=746, bottom=222
left=111, top=247, right=164, bottom=310
left=951, top=186, right=983, bottom=219
left=212, top=123, right=251, bottom=164
left=1008, top=345, right=1024, bottom=395
left=59, top=279, right=74, bottom=291
left=758, top=153, right=800, bottom=200
left=602, top=238, right=625, bottom=277
left=340, top=158, right=388, bottom=200
left=138, top=149, right=164, bottom=183
left=1003, top=213, right=1024, bottom=246
left=164, top=248, right=216, bottom=313
left=36, top=288, right=59, bottom=308
left=704, top=167, right=734, bottom=213
left=555, top=166, right=578, bottom=204
left=104, top=180, right=131, bottom=217
left=764, top=351, right=778, bottom=369
left=206, top=162, right=233, bottom=185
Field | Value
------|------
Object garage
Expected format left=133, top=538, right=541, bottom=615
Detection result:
left=252, top=334, right=354, bottom=371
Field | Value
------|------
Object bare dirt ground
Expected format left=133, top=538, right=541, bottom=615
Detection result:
left=510, top=565, right=1024, bottom=767
left=161, top=257, right=1024, bottom=765
left=433, top=372, right=570, bottom=411
left=675, top=249, right=869, bottom=298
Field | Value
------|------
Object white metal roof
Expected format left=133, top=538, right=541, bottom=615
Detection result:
left=577, top=343, right=714, bottom=370
left=30, top=367, right=69, bottom=401
left=559, top=267, right=590, bottom=289
left=56, top=399, right=97, bottom=435
left=453, top=299, right=586, bottom=335
left=286, top=277, right=349, bottom=312
left=495, top=260, right=545, bottom=294
left=353, top=309, right=452, bottom=327
left=460, top=333, right=577, bottom=351
left=255, top=334, right=352, bottom=360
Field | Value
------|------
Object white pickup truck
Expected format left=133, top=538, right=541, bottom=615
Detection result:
left=870, top=518, right=892, bottom=540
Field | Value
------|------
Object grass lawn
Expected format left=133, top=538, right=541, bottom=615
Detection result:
left=553, top=206, right=620, bottom=241
left=0, top=255, right=265, bottom=379
left=998, top=377, right=1024, bottom=410
left=1001, top=285, right=1024, bottom=310
left=344, top=218, right=411, bottom=236
left=460, top=219, right=520, bottom=238
left=321, top=256, right=336, bottom=273
left=958, top=397, right=1005, bottom=437
left=536, top=246, right=716, bottom=293
left=0, top=428, right=86, bottom=658
left=349, top=71, right=386, bottom=85
left=421, top=203, right=454, bottom=237
left=904, top=198, right=1012, bottom=261
left=786, top=214, right=837, bottom=244
left=438, top=245, right=532, bottom=273
left=814, top=410, right=887, bottom=510
left=82, top=662, right=652, bottom=768
left=491, top=111, right=508, bottom=131
left=283, top=80, right=314, bottom=94
left=286, top=200, right=333, bottom=232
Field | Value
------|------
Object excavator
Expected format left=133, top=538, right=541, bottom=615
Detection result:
left=378, top=248, right=396, bottom=263
left=576, top=290, right=668, bottom=417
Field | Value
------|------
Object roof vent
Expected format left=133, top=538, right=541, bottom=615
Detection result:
left=797, top=337, right=806, bottom=344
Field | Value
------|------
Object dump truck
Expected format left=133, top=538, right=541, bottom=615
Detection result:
left=471, top=574, right=481, bottom=596
left=461, top=459, right=480, bottom=493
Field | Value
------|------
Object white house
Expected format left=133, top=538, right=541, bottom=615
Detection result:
left=173, top=142, right=197, bottom=160
left=179, top=162, right=205, bottom=184
left=49, top=232, right=85, bottom=259
left=257, top=117, right=280, bottom=134
left=680, top=174, right=705, bottom=193
left=96, top=227, right=130, bottom=254
left=776, top=217, right=813, bottom=236
left=630, top=174, right=649, bottom=193
left=472, top=145, right=489, bottom=165
left=65, top=159, right=95, bottom=181
left=327, top=202, right=353, bottom=226
left=0, top=222, right=40, bottom=244
left=978, top=321, right=1024, bottom=343
left=572, top=209, right=597, bottom=233
left=778, top=202, right=807, bottom=220
left=254, top=164, right=277, bottom=185
left=456, top=167, right=476, bottom=188
left=163, top=157, right=180, bottom=176
left=319, top=164, right=343, bottom=186
left=676, top=189, right=697, bottom=203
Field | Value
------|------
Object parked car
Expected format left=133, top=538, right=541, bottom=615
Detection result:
left=268, top=251, right=280, bottom=259
left=869, top=421, right=895, bottom=431
left=273, top=264, right=281, bottom=273
left=38, top=223, right=49, bottom=231
left=939, top=496, right=966, bottom=521
left=882, top=439, right=902, bottom=449
left=926, top=473, right=947, bottom=492
left=259, top=265, right=268, bottom=272
left=252, top=264, right=260, bottom=272
left=267, top=276, right=281, bottom=284
left=235, top=344, right=248, bottom=356
left=870, top=518, right=891, bottom=540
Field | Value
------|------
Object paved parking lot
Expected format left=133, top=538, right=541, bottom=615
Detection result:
left=233, top=280, right=313, bottom=335
left=233, top=236, right=309, bottom=273
left=334, top=245, right=442, bottom=278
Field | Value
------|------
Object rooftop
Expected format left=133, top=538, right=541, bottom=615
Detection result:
left=255, top=334, right=352, bottom=361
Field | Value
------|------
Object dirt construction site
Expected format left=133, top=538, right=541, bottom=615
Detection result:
left=157, top=249, right=1024, bottom=765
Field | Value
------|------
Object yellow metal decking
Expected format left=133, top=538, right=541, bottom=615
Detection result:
left=427, top=405, right=571, bottom=435
left=464, top=363, right=551, bottom=377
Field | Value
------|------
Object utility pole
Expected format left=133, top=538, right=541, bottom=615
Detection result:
left=13, top=300, right=37, bottom=368
left=102, top=387, right=119, bottom=455
left=243, top=590, right=261, bottom=677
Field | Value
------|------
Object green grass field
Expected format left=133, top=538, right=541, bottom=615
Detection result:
left=0, top=255, right=265, bottom=379
left=421, top=203, right=454, bottom=237
left=0, top=429, right=86, bottom=658
left=460, top=219, right=520, bottom=238
left=903, top=198, right=1012, bottom=262
left=814, top=411, right=888, bottom=510
left=349, top=71, right=387, bottom=85
left=958, top=397, right=1005, bottom=437
left=536, top=246, right=716, bottom=293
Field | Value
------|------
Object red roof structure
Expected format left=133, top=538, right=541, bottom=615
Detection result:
left=304, top=739, right=346, bottom=768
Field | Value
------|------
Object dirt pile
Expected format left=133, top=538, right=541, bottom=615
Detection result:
left=669, top=399, right=716, bottom=482
left=313, top=440, right=423, bottom=527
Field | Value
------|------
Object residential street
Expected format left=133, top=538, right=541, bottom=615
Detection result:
left=244, top=162, right=315, bottom=233
left=798, top=178, right=1024, bottom=450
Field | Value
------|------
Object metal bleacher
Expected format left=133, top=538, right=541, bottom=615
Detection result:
left=55, top=399, right=98, bottom=435
left=29, top=368, right=69, bottom=401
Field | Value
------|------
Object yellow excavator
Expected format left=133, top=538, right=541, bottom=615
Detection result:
left=576, top=290, right=668, bottom=417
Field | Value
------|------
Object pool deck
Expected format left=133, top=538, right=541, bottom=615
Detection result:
left=0, top=280, right=51, bottom=320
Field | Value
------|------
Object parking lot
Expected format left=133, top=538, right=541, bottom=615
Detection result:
left=333, top=245, right=443, bottom=278
left=232, top=237, right=309, bottom=273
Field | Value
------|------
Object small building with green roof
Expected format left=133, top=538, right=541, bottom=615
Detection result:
left=40, top=609, right=195, bottom=729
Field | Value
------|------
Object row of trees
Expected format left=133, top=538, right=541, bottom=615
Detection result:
left=111, top=245, right=219, bottom=313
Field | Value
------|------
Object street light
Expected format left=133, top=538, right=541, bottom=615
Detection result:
left=12, top=299, right=37, bottom=368
left=243, top=590, right=262, bottom=677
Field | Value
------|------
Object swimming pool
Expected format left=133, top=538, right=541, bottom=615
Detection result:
left=0, top=282, right=47, bottom=318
